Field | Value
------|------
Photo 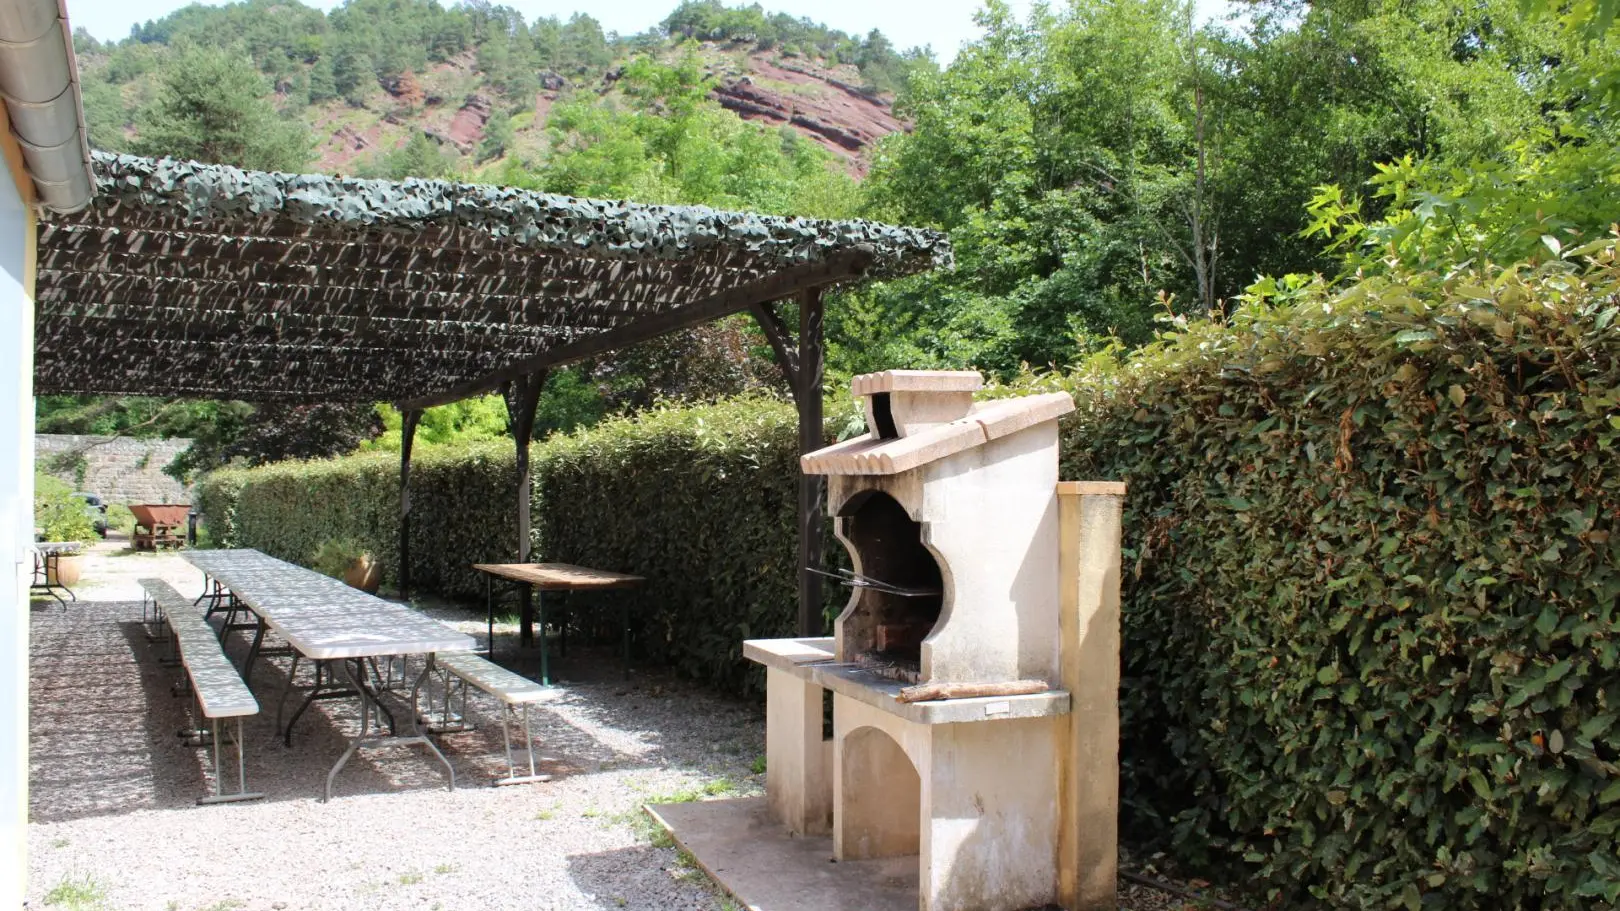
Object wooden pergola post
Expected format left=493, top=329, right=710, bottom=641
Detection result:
left=502, top=371, right=547, bottom=646
left=397, top=408, right=421, bottom=598
left=751, top=288, right=828, bottom=639
left=796, top=287, right=826, bottom=638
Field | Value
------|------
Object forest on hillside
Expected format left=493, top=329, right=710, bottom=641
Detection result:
left=42, top=0, right=1620, bottom=483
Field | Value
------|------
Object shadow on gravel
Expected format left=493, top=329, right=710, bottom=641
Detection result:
left=29, top=597, right=722, bottom=823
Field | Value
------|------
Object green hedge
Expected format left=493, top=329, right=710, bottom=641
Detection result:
left=197, top=248, right=1620, bottom=909
left=196, top=398, right=810, bottom=693
left=1038, top=247, right=1620, bottom=909
left=531, top=400, right=806, bottom=691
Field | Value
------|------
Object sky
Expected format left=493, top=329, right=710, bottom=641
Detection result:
left=64, top=0, right=1064, bottom=64
left=68, top=0, right=1036, bottom=62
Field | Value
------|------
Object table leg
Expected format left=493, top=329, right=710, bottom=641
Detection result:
left=243, top=615, right=267, bottom=680
left=622, top=598, right=631, bottom=681
left=276, top=653, right=301, bottom=738
left=324, top=659, right=369, bottom=801
left=324, top=655, right=456, bottom=801
left=520, top=584, right=534, bottom=647
left=485, top=572, right=495, bottom=658
left=537, top=588, right=550, bottom=686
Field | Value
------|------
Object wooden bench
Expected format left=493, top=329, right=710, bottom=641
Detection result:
left=428, top=652, right=556, bottom=786
left=140, top=578, right=265, bottom=805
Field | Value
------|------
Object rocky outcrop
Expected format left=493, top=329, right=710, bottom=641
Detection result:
left=710, top=57, right=904, bottom=170
left=442, top=94, right=493, bottom=155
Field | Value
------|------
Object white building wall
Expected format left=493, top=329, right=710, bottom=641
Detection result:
left=0, top=168, right=34, bottom=907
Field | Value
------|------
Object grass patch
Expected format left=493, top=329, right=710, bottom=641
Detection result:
left=750, top=755, right=766, bottom=775
left=616, top=776, right=742, bottom=847
left=397, top=871, right=424, bottom=885
left=432, top=863, right=456, bottom=875
left=43, top=873, right=107, bottom=910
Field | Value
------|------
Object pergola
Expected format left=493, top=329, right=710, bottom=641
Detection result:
left=33, top=152, right=951, bottom=640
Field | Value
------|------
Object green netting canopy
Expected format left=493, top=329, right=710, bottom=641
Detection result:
left=33, top=153, right=950, bottom=405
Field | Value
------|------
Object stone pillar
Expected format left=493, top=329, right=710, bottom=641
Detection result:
left=765, top=667, right=832, bottom=836
left=923, top=716, right=1063, bottom=911
left=1056, top=481, right=1125, bottom=911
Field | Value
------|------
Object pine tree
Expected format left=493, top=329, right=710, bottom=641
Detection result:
left=131, top=44, right=311, bottom=171
left=308, top=55, right=337, bottom=103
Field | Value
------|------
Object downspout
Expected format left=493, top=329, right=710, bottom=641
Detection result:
left=0, top=0, right=93, bottom=213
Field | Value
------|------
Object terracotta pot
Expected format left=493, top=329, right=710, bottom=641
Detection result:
left=344, top=555, right=381, bottom=594
left=48, top=553, right=84, bottom=587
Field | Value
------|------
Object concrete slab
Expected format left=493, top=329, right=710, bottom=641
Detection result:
left=647, top=797, right=917, bottom=911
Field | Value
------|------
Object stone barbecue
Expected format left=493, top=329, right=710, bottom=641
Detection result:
left=742, top=370, right=1127, bottom=911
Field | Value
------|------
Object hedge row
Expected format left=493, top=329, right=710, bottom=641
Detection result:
left=197, top=398, right=812, bottom=692
left=198, top=246, right=1620, bottom=909
left=1038, top=245, right=1620, bottom=909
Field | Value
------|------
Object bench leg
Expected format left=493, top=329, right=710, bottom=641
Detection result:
left=198, top=717, right=264, bottom=806
left=422, top=668, right=472, bottom=733
left=142, top=594, right=170, bottom=643
left=494, top=703, right=551, bottom=787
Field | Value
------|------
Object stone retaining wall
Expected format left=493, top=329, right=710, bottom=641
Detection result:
left=34, top=434, right=192, bottom=504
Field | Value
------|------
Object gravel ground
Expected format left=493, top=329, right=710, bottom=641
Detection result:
left=28, top=541, right=1222, bottom=911
left=28, top=542, right=760, bottom=911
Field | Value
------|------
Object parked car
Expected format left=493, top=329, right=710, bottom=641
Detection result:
left=71, top=492, right=108, bottom=538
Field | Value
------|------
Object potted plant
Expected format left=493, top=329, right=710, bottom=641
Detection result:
left=313, top=537, right=381, bottom=593
left=34, top=473, right=95, bottom=586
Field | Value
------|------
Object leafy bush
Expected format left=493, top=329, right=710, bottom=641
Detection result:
left=33, top=473, right=97, bottom=544
left=1027, top=239, right=1620, bottom=909
left=104, top=503, right=135, bottom=536
left=311, top=536, right=374, bottom=580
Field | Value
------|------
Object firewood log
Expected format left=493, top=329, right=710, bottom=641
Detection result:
left=896, top=679, right=1050, bottom=703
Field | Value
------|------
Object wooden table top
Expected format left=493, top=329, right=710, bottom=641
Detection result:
left=472, top=562, right=645, bottom=590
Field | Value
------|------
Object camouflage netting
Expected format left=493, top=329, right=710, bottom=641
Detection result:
left=34, top=152, right=951, bottom=404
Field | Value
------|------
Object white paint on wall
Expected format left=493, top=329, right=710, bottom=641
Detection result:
left=0, top=167, right=33, bottom=906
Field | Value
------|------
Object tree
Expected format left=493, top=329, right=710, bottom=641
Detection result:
left=1299, top=0, right=1620, bottom=273
left=382, top=131, right=453, bottom=179
left=308, top=54, right=337, bottom=102
left=131, top=43, right=311, bottom=170
left=478, top=112, right=514, bottom=162
left=80, top=79, right=130, bottom=152
left=331, top=44, right=375, bottom=105
left=167, top=403, right=379, bottom=481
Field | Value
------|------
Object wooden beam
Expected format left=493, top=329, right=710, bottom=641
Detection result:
left=749, top=299, right=799, bottom=395
left=502, top=372, right=548, bottom=647
left=796, top=286, right=826, bottom=638
left=398, top=409, right=421, bottom=598
left=401, top=252, right=870, bottom=411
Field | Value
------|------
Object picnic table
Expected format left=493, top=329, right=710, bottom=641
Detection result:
left=472, top=563, right=644, bottom=685
left=186, top=549, right=476, bottom=799
left=30, top=541, right=81, bottom=606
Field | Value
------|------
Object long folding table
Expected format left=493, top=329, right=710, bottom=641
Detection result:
left=185, top=549, right=476, bottom=800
